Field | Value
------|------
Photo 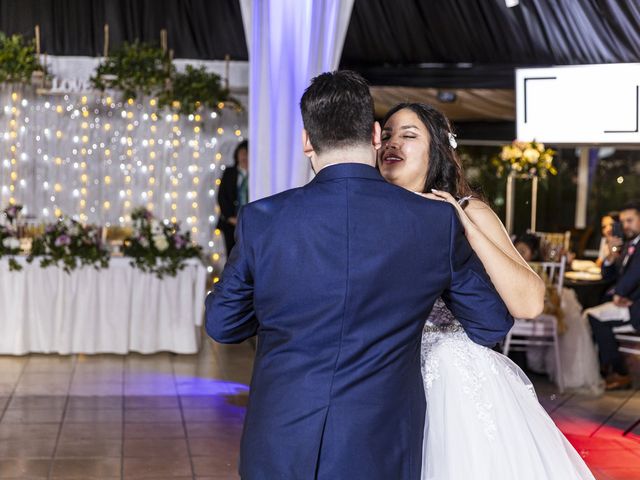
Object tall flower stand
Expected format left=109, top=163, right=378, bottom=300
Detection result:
left=505, top=172, right=539, bottom=235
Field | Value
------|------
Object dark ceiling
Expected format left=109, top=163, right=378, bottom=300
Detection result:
left=1, top=0, right=638, bottom=89
left=1, top=0, right=638, bottom=140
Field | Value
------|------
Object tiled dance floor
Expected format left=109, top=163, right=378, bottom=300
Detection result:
left=0, top=339, right=639, bottom=479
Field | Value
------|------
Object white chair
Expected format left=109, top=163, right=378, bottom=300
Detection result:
left=502, top=257, right=567, bottom=392
left=613, top=330, right=640, bottom=435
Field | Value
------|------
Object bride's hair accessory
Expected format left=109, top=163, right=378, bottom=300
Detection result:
left=448, top=132, right=457, bottom=149
left=457, top=195, right=473, bottom=209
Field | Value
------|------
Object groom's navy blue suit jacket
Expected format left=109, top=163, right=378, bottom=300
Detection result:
left=206, top=163, right=513, bottom=480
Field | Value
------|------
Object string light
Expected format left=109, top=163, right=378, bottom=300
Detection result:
left=0, top=90, right=245, bottom=268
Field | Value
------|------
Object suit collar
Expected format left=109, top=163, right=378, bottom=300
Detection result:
left=312, top=163, right=384, bottom=183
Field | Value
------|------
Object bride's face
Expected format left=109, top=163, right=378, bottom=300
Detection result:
left=378, top=108, right=430, bottom=192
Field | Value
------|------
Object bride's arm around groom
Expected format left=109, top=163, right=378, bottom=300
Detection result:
left=443, top=205, right=514, bottom=346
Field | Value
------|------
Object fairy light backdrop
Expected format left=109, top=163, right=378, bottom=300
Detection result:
left=0, top=86, right=247, bottom=260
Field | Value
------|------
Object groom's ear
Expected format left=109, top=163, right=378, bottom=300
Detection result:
left=372, top=121, right=382, bottom=150
left=302, top=129, right=315, bottom=158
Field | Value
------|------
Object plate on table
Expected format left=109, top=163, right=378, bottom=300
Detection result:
left=564, top=271, right=603, bottom=282
left=571, top=260, right=598, bottom=272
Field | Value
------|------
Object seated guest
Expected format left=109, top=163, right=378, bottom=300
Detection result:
left=216, top=140, right=249, bottom=256
left=596, top=211, right=620, bottom=267
left=586, top=200, right=640, bottom=390
left=514, top=233, right=541, bottom=262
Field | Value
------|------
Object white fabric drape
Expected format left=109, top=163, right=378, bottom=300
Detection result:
left=240, top=0, right=355, bottom=201
left=0, top=258, right=207, bottom=355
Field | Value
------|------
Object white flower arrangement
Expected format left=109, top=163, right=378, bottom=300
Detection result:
left=494, top=140, right=556, bottom=178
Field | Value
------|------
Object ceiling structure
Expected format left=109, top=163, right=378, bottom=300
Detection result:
left=1, top=0, right=638, bottom=140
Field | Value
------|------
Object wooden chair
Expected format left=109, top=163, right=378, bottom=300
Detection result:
left=502, top=257, right=567, bottom=392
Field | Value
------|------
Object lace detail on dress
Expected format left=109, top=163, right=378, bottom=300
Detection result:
left=421, top=298, right=499, bottom=439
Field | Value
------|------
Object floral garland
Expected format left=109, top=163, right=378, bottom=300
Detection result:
left=494, top=140, right=557, bottom=178
left=0, top=205, right=23, bottom=271
left=27, top=217, right=110, bottom=273
left=123, top=207, right=202, bottom=278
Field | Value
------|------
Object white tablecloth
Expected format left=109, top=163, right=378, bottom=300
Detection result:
left=0, top=257, right=207, bottom=355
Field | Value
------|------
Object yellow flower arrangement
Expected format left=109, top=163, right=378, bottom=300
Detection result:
left=493, top=140, right=557, bottom=178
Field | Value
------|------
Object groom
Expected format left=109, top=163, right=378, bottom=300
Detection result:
left=205, top=71, right=513, bottom=479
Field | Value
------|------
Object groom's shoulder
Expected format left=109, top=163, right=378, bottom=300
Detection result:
left=390, top=185, right=457, bottom=220
left=241, top=186, right=304, bottom=220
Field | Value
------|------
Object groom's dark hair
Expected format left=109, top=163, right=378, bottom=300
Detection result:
left=300, top=70, right=374, bottom=154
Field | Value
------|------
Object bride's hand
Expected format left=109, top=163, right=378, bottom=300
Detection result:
left=418, top=189, right=473, bottom=231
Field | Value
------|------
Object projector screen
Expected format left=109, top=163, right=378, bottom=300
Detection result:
left=516, top=64, right=640, bottom=144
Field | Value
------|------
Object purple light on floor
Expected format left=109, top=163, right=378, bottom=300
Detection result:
left=174, top=375, right=250, bottom=396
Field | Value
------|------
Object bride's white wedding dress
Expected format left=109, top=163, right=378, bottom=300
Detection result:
left=420, top=299, right=595, bottom=480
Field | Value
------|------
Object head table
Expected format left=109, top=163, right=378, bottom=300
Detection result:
left=0, top=257, right=207, bottom=355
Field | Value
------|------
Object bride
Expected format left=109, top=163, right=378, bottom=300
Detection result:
left=378, top=103, right=595, bottom=479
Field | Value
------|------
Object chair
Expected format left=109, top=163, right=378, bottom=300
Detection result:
left=613, top=330, right=640, bottom=435
left=531, top=230, right=571, bottom=261
left=502, top=257, right=567, bottom=392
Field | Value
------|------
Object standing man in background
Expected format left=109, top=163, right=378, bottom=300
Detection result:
left=216, top=140, right=249, bottom=256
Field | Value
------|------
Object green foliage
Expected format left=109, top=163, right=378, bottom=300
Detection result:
left=0, top=229, right=22, bottom=271
left=0, top=33, right=44, bottom=84
left=0, top=204, right=24, bottom=271
left=91, top=41, right=174, bottom=100
left=158, top=65, right=239, bottom=115
left=91, top=42, right=239, bottom=116
left=123, top=207, right=203, bottom=278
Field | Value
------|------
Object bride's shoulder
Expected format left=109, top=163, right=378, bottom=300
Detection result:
left=464, top=197, right=490, bottom=211
left=465, top=199, right=499, bottom=220
left=464, top=199, right=516, bottom=254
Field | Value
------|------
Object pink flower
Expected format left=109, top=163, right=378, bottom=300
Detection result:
left=54, top=235, right=71, bottom=247
left=174, top=235, right=187, bottom=249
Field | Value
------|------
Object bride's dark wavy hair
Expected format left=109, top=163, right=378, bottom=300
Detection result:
left=381, top=103, right=476, bottom=200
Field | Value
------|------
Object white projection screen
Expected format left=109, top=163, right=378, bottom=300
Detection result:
left=516, top=63, right=640, bottom=144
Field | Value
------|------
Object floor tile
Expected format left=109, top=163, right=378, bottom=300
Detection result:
left=59, top=422, right=123, bottom=440
left=50, top=458, right=121, bottom=478
left=56, top=439, right=122, bottom=458
left=123, top=438, right=189, bottom=458
left=1, top=408, right=64, bottom=424
left=0, top=423, right=60, bottom=440
left=66, top=396, right=123, bottom=410
left=64, top=408, right=123, bottom=423
left=125, top=408, right=182, bottom=423
left=189, top=437, right=241, bottom=457
left=125, top=396, right=179, bottom=409
left=124, top=422, right=186, bottom=439
left=6, top=396, right=67, bottom=410
left=0, top=458, right=51, bottom=478
left=192, top=455, right=238, bottom=477
left=123, top=456, right=192, bottom=478
left=0, top=438, right=57, bottom=458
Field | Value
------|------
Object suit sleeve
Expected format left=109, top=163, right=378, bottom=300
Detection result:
left=602, top=261, right=618, bottom=282
left=441, top=209, right=514, bottom=347
left=613, top=256, right=640, bottom=299
left=205, top=207, right=258, bottom=343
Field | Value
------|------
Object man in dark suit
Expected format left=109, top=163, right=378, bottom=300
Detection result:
left=205, top=71, right=513, bottom=479
left=587, top=200, right=640, bottom=390
left=216, top=140, right=248, bottom=255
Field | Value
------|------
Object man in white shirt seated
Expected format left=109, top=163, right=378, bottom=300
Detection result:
left=586, top=200, right=640, bottom=390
